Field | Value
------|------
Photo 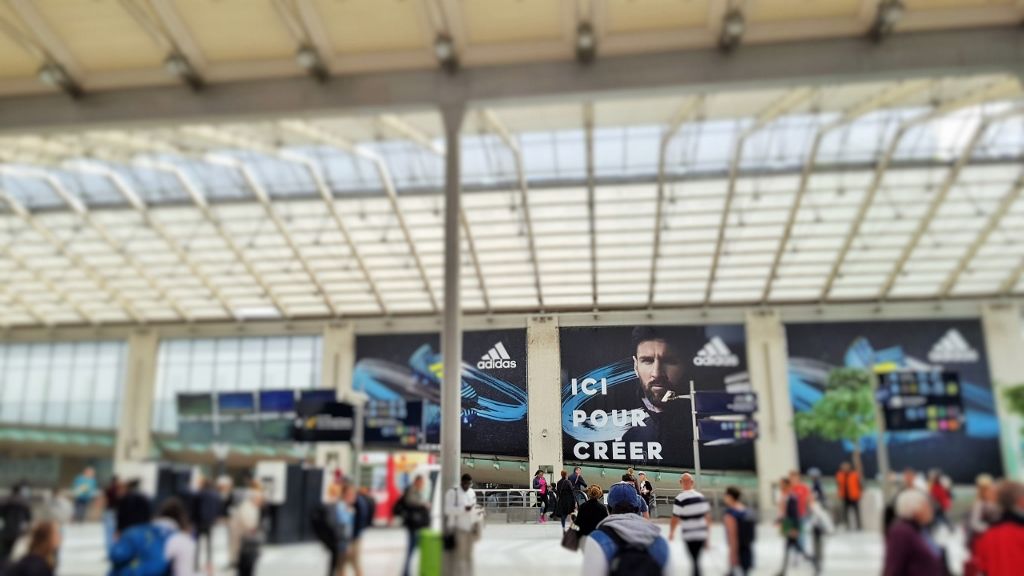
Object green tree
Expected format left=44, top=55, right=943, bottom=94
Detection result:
left=1006, top=383, right=1024, bottom=436
left=794, top=367, right=878, bottom=478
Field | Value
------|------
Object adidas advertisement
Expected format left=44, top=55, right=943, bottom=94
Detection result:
left=787, top=319, right=1002, bottom=482
left=560, top=325, right=754, bottom=471
left=353, top=329, right=528, bottom=458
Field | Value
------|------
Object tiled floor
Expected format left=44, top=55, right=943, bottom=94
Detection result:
left=55, top=520, right=965, bottom=576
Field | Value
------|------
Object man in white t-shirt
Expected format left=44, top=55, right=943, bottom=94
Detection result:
left=669, top=473, right=711, bottom=576
left=443, top=473, right=478, bottom=576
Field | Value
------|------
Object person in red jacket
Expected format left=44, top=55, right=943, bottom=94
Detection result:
left=973, top=481, right=1024, bottom=576
left=928, top=469, right=953, bottom=533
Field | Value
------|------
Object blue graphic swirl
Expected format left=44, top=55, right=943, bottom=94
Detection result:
left=560, top=359, right=640, bottom=442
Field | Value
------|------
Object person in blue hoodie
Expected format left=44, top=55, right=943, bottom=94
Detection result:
left=582, top=483, right=671, bottom=576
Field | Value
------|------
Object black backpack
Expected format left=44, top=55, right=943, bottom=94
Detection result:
left=597, top=526, right=663, bottom=576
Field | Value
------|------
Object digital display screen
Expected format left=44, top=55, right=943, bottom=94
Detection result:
left=177, top=394, right=214, bottom=418
left=260, top=417, right=295, bottom=442
left=877, top=371, right=964, bottom=432
left=178, top=421, right=214, bottom=443
left=219, top=420, right=258, bottom=444
left=259, top=390, right=296, bottom=413
left=218, top=392, right=256, bottom=415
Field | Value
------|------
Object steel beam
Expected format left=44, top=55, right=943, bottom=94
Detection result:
left=583, top=102, right=597, bottom=308
left=2, top=28, right=1024, bottom=133
left=878, top=109, right=1023, bottom=300
left=940, top=172, right=1024, bottom=297
left=703, top=88, right=815, bottom=305
left=374, top=114, right=490, bottom=312
left=759, top=80, right=933, bottom=303
left=3, top=166, right=195, bottom=321
left=134, top=159, right=292, bottom=318
left=648, top=96, right=703, bottom=307
left=819, top=78, right=1020, bottom=301
left=480, top=109, right=544, bottom=309
left=279, top=120, right=440, bottom=312
left=0, top=189, right=144, bottom=322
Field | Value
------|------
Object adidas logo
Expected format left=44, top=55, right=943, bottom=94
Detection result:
left=928, top=329, right=979, bottom=363
left=693, top=336, right=740, bottom=367
left=477, top=342, right=518, bottom=369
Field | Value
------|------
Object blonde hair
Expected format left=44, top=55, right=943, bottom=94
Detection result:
left=586, top=485, right=603, bottom=501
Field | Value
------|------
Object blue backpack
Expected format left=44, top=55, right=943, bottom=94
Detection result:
left=108, top=523, right=173, bottom=576
left=593, top=526, right=668, bottom=576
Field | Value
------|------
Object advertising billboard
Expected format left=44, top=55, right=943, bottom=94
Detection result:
left=560, top=325, right=755, bottom=471
left=787, top=319, right=1002, bottom=482
left=353, top=328, right=528, bottom=457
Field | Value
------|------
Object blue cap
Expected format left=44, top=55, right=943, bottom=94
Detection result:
left=606, top=483, right=640, bottom=512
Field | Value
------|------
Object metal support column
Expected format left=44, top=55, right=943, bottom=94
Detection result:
left=981, top=302, right=1024, bottom=478
left=441, top=103, right=465, bottom=493
left=113, top=329, right=160, bottom=472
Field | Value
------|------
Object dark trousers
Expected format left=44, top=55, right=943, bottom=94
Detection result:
left=237, top=538, right=260, bottom=576
left=685, top=540, right=704, bottom=576
left=780, top=536, right=812, bottom=574
left=403, top=529, right=418, bottom=576
left=195, top=529, right=213, bottom=570
left=812, top=527, right=824, bottom=573
left=843, top=499, right=861, bottom=531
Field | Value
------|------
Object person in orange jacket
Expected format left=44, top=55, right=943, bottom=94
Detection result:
left=835, top=462, right=861, bottom=531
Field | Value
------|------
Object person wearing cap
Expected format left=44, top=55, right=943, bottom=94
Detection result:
left=617, top=476, right=649, bottom=518
left=582, top=483, right=671, bottom=576
left=669, top=473, right=711, bottom=576
left=443, top=473, right=479, bottom=576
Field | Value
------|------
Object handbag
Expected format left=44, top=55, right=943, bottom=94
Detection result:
left=560, top=523, right=581, bottom=552
left=443, top=531, right=457, bottom=551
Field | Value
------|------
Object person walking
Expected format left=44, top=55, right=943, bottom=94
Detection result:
left=554, top=471, right=576, bottom=530
left=533, top=469, right=550, bottom=524
left=101, top=477, right=122, bottom=550
left=568, top=467, right=588, bottom=507
left=581, top=483, right=670, bottom=576
left=339, top=483, right=364, bottom=576
left=575, top=485, right=608, bottom=551
left=835, top=462, right=861, bottom=531
left=70, top=467, right=97, bottom=524
left=777, top=477, right=814, bottom=575
left=4, top=521, right=60, bottom=576
left=808, top=469, right=826, bottom=507
left=230, top=482, right=264, bottom=576
left=311, top=483, right=348, bottom=576
left=443, top=473, right=479, bottom=576
left=0, top=483, right=33, bottom=567
left=808, top=492, right=833, bottom=575
left=668, top=473, right=710, bottom=576
left=928, top=470, right=953, bottom=533
left=966, top=474, right=1000, bottom=555
left=722, top=486, right=755, bottom=576
left=116, top=479, right=153, bottom=535
left=637, top=473, right=655, bottom=516
left=192, top=478, right=222, bottom=573
left=882, top=489, right=946, bottom=576
left=972, top=481, right=1024, bottom=576
left=393, top=476, right=430, bottom=576
left=154, top=498, right=199, bottom=576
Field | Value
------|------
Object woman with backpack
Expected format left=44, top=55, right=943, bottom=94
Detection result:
left=554, top=471, right=576, bottom=530
left=722, top=486, right=755, bottom=576
left=533, top=470, right=550, bottom=524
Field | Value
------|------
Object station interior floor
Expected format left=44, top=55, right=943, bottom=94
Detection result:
left=56, top=519, right=968, bottom=576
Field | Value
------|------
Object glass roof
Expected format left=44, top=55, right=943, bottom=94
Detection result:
left=1, top=73, right=1023, bottom=326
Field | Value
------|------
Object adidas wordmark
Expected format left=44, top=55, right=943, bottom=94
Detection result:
left=693, top=336, right=740, bottom=367
left=477, top=341, right=518, bottom=369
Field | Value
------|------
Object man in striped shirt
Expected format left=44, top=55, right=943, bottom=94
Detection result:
left=669, top=473, right=711, bottom=576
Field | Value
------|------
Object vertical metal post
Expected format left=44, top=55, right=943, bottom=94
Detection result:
left=441, top=103, right=465, bottom=494
left=690, top=379, right=702, bottom=485
left=873, top=379, right=892, bottom=502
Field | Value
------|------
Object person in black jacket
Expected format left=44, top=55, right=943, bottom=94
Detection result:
left=394, top=476, right=430, bottom=576
left=574, top=485, right=609, bottom=551
left=4, top=521, right=59, bottom=576
left=554, top=471, right=576, bottom=530
left=114, top=479, right=152, bottom=535
left=0, top=483, right=32, bottom=567
left=192, top=478, right=223, bottom=572
left=310, top=483, right=348, bottom=576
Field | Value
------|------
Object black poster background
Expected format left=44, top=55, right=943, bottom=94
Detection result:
left=354, top=329, right=528, bottom=457
left=560, top=325, right=755, bottom=471
left=786, top=319, right=1003, bottom=482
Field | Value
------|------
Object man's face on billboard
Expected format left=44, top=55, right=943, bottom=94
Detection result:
left=633, top=338, right=685, bottom=408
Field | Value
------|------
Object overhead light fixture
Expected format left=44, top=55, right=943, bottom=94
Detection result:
left=163, top=52, right=204, bottom=92
left=576, top=21, right=596, bottom=64
left=434, top=33, right=458, bottom=74
left=719, top=9, right=745, bottom=52
left=871, top=0, right=904, bottom=42
left=295, top=44, right=329, bottom=83
left=37, top=61, right=82, bottom=99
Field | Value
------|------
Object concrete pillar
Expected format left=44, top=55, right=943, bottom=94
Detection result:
left=527, top=316, right=563, bottom=478
left=320, top=322, right=356, bottom=475
left=114, top=329, right=160, bottom=471
left=745, top=309, right=799, bottom=517
left=980, top=302, right=1024, bottom=479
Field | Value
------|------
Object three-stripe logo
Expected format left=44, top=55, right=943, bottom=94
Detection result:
left=692, top=336, right=740, bottom=367
left=477, top=341, right=518, bottom=369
